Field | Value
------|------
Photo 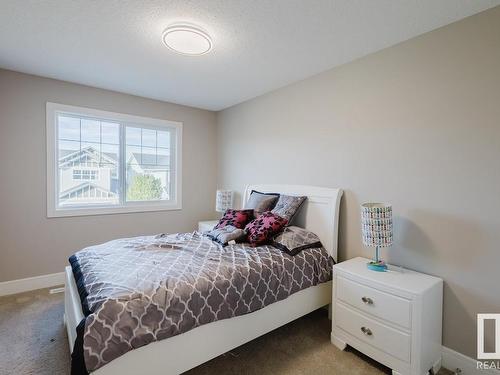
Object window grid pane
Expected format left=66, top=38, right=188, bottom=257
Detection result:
left=125, top=126, right=171, bottom=202
left=57, top=114, right=120, bottom=207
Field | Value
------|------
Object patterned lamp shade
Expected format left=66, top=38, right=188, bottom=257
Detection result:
left=361, top=203, right=393, bottom=248
left=215, top=190, right=233, bottom=212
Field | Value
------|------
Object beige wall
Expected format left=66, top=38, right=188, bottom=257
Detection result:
left=217, top=7, right=500, bottom=358
left=0, top=69, right=217, bottom=282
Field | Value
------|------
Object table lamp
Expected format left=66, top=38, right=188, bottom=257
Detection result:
left=215, top=190, right=233, bottom=213
left=361, top=203, right=393, bottom=272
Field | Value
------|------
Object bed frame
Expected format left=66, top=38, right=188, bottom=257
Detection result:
left=64, top=184, right=343, bottom=374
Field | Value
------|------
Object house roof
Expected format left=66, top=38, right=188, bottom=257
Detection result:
left=59, top=182, right=116, bottom=197
left=59, top=146, right=169, bottom=170
left=59, top=146, right=117, bottom=167
left=128, top=153, right=169, bottom=169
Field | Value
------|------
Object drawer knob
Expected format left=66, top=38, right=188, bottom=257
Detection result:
left=361, top=326, right=373, bottom=336
left=361, top=296, right=373, bottom=305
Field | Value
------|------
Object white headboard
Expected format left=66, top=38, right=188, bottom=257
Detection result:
left=243, top=184, right=343, bottom=262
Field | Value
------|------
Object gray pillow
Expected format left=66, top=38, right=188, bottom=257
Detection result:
left=271, top=195, right=306, bottom=223
left=271, top=226, right=322, bottom=256
left=245, top=190, right=279, bottom=217
left=206, top=225, right=246, bottom=245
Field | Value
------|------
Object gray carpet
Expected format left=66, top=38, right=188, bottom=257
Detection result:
left=0, top=288, right=452, bottom=375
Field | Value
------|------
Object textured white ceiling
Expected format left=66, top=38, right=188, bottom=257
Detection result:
left=0, top=0, right=499, bottom=110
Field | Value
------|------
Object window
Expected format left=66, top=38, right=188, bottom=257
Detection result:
left=73, top=170, right=99, bottom=180
left=47, top=102, right=182, bottom=217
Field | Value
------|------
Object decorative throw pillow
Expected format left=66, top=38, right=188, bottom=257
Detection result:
left=215, top=209, right=254, bottom=230
left=271, top=195, right=306, bottom=223
left=245, top=190, right=280, bottom=218
left=271, top=226, right=322, bottom=256
left=206, top=225, right=247, bottom=245
left=244, top=211, right=288, bottom=246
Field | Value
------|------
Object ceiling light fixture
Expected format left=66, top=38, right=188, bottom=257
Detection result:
left=162, top=24, right=212, bottom=56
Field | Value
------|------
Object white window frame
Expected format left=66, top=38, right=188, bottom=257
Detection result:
left=46, top=102, right=182, bottom=218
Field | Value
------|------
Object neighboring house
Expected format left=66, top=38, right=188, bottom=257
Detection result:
left=127, top=153, right=170, bottom=200
left=58, top=146, right=169, bottom=205
left=58, top=146, right=118, bottom=205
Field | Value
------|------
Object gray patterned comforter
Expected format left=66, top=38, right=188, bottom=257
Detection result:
left=70, top=232, right=332, bottom=372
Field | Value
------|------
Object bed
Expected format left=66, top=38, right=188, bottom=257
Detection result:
left=64, top=184, right=343, bottom=374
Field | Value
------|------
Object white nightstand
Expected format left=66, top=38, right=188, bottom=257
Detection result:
left=198, top=220, right=218, bottom=232
left=331, top=257, right=443, bottom=375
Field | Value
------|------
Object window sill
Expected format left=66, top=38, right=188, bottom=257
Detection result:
left=47, top=202, right=182, bottom=218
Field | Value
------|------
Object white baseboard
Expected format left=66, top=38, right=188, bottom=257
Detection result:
left=442, top=346, right=500, bottom=375
left=0, top=272, right=65, bottom=297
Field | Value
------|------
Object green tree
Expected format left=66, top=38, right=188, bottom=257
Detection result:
left=127, top=174, right=163, bottom=201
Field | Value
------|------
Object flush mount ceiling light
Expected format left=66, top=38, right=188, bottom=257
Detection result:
left=162, top=24, right=212, bottom=56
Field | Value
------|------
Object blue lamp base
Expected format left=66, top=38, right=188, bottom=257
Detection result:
left=367, top=261, right=388, bottom=272
left=367, top=246, right=388, bottom=272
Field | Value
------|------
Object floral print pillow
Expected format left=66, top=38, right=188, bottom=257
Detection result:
left=244, top=211, right=288, bottom=246
left=215, top=209, right=254, bottom=230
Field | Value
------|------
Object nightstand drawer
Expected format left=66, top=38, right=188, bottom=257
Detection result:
left=337, top=276, right=411, bottom=329
left=336, top=302, right=411, bottom=362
